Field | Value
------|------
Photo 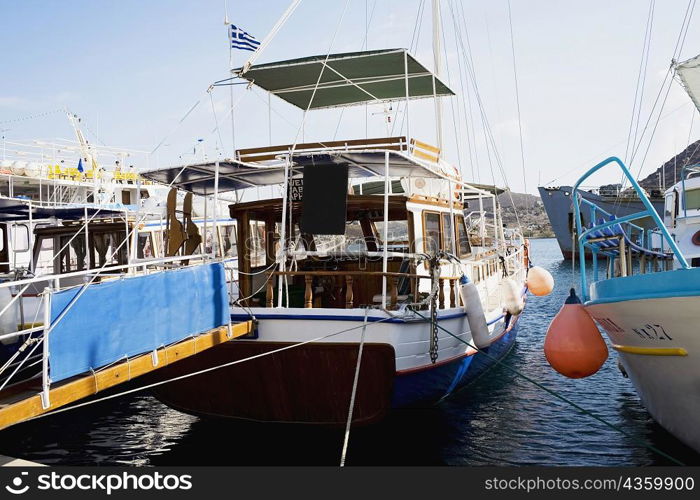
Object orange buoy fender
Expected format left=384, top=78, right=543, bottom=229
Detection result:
left=526, top=266, right=554, bottom=296
left=544, top=289, right=608, bottom=378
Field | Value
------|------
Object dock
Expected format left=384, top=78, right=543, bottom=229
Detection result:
left=0, top=321, right=253, bottom=431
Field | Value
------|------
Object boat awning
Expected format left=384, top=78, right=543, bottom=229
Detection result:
left=0, top=199, right=126, bottom=223
left=234, top=48, right=455, bottom=110
left=140, top=150, right=454, bottom=196
left=676, top=54, right=700, bottom=113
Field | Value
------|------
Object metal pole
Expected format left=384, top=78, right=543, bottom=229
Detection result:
left=432, top=0, right=443, bottom=151
left=84, top=206, right=89, bottom=269
left=478, top=192, right=485, bottom=247
left=40, top=287, right=52, bottom=409
left=619, top=237, right=627, bottom=277
left=492, top=194, right=499, bottom=250
left=381, top=151, right=390, bottom=309
left=404, top=50, right=410, bottom=141
left=448, top=178, right=456, bottom=256
left=277, top=153, right=291, bottom=307
left=213, top=157, right=220, bottom=258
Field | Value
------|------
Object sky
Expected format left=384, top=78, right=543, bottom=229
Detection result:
left=1, top=0, right=699, bottom=194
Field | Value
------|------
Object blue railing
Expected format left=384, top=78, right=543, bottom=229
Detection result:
left=573, top=157, right=689, bottom=301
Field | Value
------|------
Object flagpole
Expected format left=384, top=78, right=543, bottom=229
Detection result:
left=225, top=1, right=236, bottom=154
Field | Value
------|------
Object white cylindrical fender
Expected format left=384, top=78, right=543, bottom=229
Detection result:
left=11, top=161, right=26, bottom=176
left=459, top=275, right=490, bottom=348
left=0, top=287, right=20, bottom=345
left=500, top=278, right=524, bottom=316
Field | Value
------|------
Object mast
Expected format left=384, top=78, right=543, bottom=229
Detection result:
left=432, top=0, right=443, bottom=151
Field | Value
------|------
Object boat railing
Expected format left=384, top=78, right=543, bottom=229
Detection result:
left=572, top=157, right=689, bottom=300
left=0, top=252, right=222, bottom=342
left=235, top=136, right=410, bottom=163
left=262, top=247, right=524, bottom=311
left=235, top=136, right=445, bottom=166
left=267, top=270, right=454, bottom=310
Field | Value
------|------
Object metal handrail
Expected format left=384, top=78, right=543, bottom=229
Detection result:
left=573, top=157, right=689, bottom=301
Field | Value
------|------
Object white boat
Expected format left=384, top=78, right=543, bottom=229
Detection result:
left=140, top=43, right=532, bottom=424
left=571, top=54, right=700, bottom=453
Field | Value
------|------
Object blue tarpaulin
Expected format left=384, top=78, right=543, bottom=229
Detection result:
left=48, top=262, right=229, bottom=382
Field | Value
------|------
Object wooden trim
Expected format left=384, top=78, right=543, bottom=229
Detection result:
left=408, top=195, right=463, bottom=210
left=411, top=149, right=440, bottom=164
left=422, top=210, right=443, bottom=254
left=237, top=137, right=408, bottom=162
left=244, top=145, right=404, bottom=163
left=410, top=138, right=441, bottom=154
left=0, top=322, right=253, bottom=431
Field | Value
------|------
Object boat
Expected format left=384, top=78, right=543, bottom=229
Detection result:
left=538, top=184, right=664, bottom=260
left=568, top=52, right=700, bottom=453
left=140, top=13, right=535, bottom=424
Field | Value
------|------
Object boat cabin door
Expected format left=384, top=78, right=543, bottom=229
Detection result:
left=0, top=224, right=8, bottom=273
left=664, top=190, right=678, bottom=228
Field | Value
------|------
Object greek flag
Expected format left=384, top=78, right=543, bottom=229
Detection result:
left=229, top=24, right=260, bottom=52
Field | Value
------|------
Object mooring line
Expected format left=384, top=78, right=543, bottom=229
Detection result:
left=410, top=309, right=685, bottom=466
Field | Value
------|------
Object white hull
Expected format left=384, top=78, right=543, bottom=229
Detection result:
left=231, top=305, right=513, bottom=373
left=587, top=296, right=700, bottom=452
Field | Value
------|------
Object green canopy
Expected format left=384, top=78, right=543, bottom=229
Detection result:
left=236, top=48, right=454, bottom=110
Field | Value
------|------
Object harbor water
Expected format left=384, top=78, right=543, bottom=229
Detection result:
left=1, top=238, right=699, bottom=466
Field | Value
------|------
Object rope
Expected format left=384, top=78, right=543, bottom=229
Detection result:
left=0, top=108, right=64, bottom=126
left=507, top=0, right=528, bottom=203
left=24, top=313, right=395, bottom=423
left=339, top=307, right=369, bottom=467
left=624, top=0, right=655, bottom=167
left=0, top=337, right=43, bottom=392
left=240, top=0, right=303, bottom=73
left=409, top=309, right=684, bottom=466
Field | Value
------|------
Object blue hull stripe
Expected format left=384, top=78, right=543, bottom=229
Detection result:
left=587, top=267, right=700, bottom=306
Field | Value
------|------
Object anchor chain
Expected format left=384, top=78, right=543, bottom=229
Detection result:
left=428, top=254, right=441, bottom=364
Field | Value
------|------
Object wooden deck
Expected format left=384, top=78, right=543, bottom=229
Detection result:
left=0, top=320, right=253, bottom=431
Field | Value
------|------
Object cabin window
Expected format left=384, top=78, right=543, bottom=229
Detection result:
left=32, top=236, right=54, bottom=274
left=121, top=190, right=132, bottom=205
left=218, top=224, right=238, bottom=257
left=373, top=220, right=408, bottom=250
left=456, top=215, right=471, bottom=257
left=0, top=225, right=7, bottom=273
left=58, top=234, right=87, bottom=273
left=423, top=212, right=441, bottom=254
left=249, top=220, right=267, bottom=267
left=11, top=224, right=30, bottom=252
left=137, top=233, right=154, bottom=259
left=684, top=188, right=700, bottom=211
left=441, top=213, right=455, bottom=253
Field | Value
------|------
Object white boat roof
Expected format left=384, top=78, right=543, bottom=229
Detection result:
left=141, top=144, right=460, bottom=196
left=233, top=48, right=454, bottom=110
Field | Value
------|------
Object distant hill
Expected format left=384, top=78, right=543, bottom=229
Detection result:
left=497, top=191, right=540, bottom=210
left=498, top=191, right=553, bottom=238
left=638, top=139, right=700, bottom=191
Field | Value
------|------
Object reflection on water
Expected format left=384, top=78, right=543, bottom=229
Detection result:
left=1, top=239, right=698, bottom=465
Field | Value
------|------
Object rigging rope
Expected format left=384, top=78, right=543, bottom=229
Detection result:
left=507, top=0, right=528, bottom=205
left=624, top=0, right=655, bottom=166
left=339, top=307, right=369, bottom=467
left=408, top=309, right=685, bottom=466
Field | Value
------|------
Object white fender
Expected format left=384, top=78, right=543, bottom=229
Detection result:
left=500, top=278, right=524, bottom=316
left=459, top=275, right=490, bottom=348
left=0, top=287, right=20, bottom=345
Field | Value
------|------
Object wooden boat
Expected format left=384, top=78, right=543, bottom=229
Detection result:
left=142, top=40, right=531, bottom=425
